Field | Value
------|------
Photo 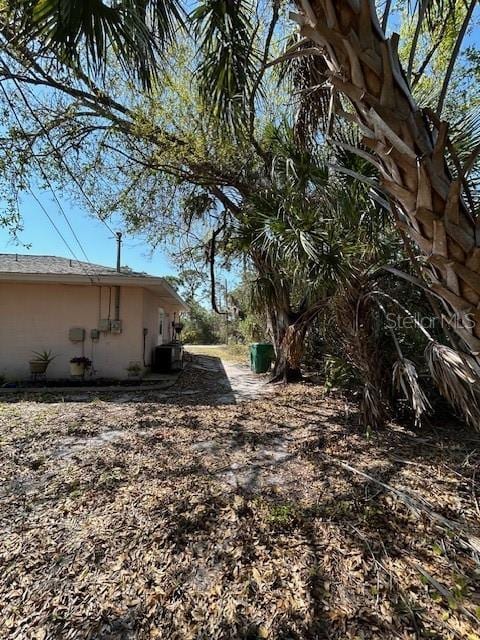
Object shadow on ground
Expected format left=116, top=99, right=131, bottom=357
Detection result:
left=1, top=369, right=479, bottom=639
left=0, top=354, right=252, bottom=406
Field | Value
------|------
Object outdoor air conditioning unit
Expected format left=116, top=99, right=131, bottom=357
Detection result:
left=151, top=345, right=184, bottom=373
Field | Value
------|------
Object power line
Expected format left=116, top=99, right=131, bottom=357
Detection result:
left=26, top=188, right=95, bottom=282
left=0, top=82, right=97, bottom=281
left=1, top=80, right=93, bottom=261
left=42, top=178, right=92, bottom=265
left=0, top=80, right=99, bottom=279
left=10, top=71, right=116, bottom=237
left=28, top=188, right=96, bottom=285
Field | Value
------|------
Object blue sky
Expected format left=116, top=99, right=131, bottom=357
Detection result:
left=0, top=190, right=176, bottom=277
left=1, top=4, right=479, bottom=281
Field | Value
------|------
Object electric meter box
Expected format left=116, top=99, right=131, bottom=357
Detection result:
left=90, top=329, right=100, bottom=341
left=98, top=319, right=111, bottom=332
left=110, top=320, right=122, bottom=334
left=69, top=327, right=85, bottom=342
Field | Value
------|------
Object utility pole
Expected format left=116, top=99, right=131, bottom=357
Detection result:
left=114, top=232, right=122, bottom=321
left=116, top=231, right=122, bottom=272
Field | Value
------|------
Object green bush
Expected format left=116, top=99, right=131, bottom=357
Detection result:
left=181, top=301, right=221, bottom=344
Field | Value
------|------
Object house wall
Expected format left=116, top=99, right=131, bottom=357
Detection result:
left=141, top=290, right=178, bottom=366
left=0, top=282, right=145, bottom=379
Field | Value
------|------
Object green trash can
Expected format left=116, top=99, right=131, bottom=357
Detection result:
left=250, top=343, right=275, bottom=374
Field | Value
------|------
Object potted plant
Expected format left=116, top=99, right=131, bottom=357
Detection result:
left=70, top=356, right=92, bottom=377
left=173, top=321, right=184, bottom=342
left=29, top=350, right=56, bottom=375
left=126, top=361, right=143, bottom=379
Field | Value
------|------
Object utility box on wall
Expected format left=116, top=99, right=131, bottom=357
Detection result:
left=98, top=319, right=111, bottom=332
left=110, top=320, right=122, bottom=334
left=68, top=327, right=85, bottom=342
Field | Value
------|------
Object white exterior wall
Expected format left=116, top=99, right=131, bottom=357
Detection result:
left=0, top=282, right=145, bottom=379
left=141, top=289, right=177, bottom=367
left=0, top=281, right=183, bottom=380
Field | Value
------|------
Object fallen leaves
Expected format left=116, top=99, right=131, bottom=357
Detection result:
left=1, top=365, right=480, bottom=639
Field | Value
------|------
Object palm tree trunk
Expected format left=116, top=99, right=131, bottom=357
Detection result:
left=269, top=301, right=327, bottom=382
left=333, top=274, right=390, bottom=428
left=267, top=308, right=304, bottom=382
left=292, top=0, right=480, bottom=357
left=271, top=319, right=306, bottom=382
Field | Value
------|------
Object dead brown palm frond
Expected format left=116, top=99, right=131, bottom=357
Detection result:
left=278, top=36, right=331, bottom=148
left=425, top=342, right=480, bottom=429
left=361, top=382, right=388, bottom=431
left=392, top=358, right=431, bottom=427
left=331, top=273, right=390, bottom=429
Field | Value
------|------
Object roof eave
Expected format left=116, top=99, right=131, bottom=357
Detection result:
left=0, top=272, right=189, bottom=310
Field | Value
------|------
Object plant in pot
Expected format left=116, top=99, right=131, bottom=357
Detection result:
left=126, top=361, right=143, bottom=379
left=29, top=350, right=56, bottom=375
left=70, top=356, right=92, bottom=377
left=173, top=321, right=184, bottom=342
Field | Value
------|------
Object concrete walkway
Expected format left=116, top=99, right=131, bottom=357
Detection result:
left=184, top=347, right=288, bottom=491
left=188, top=350, right=271, bottom=404
left=0, top=346, right=271, bottom=407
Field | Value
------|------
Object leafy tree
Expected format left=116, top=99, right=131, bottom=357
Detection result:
left=181, top=300, right=221, bottom=344
left=5, top=1, right=480, bottom=361
left=165, top=270, right=221, bottom=343
left=165, top=269, right=209, bottom=303
left=227, top=281, right=270, bottom=344
left=2, top=0, right=480, bottom=425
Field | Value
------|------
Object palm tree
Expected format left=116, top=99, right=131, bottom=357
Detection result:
left=4, top=0, right=257, bottom=119
left=4, top=0, right=183, bottom=87
left=286, top=0, right=480, bottom=359
left=8, top=0, right=480, bottom=360
left=229, top=123, right=397, bottom=390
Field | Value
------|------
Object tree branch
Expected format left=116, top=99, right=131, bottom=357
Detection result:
left=247, top=0, right=280, bottom=162
left=207, top=213, right=229, bottom=315
left=436, top=0, right=477, bottom=117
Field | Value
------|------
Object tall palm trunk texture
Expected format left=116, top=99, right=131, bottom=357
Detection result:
left=333, top=273, right=390, bottom=428
left=268, top=304, right=325, bottom=382
left=269, top=308, right=306, bottom=382
left=293, top=0, right=480, bottom=356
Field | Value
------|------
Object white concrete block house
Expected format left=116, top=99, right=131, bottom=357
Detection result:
left=0, top=254, right=188, bottom=380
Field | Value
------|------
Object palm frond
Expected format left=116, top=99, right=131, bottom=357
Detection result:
left=7, top=0, right=184, bottom=87
left=191, top=0, right=259, bottom=132
left=447, top=107, right=480, bottom=204
left=425, top=342, right=480, bottom=429
left=406, top=0, right=462, bottom=32
left=278, top=34, right=330, bottom=149
left=361, top=382, right=387, bottom=430
left=393, top=358, right=431, bottom=427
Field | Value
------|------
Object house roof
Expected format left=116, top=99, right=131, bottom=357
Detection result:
left=0, top=253, right=146, bottom=277
left=0, top=254, right=188, bottom=310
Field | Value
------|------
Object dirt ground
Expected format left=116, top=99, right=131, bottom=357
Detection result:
left=1, top=351, right=480, bottom=640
